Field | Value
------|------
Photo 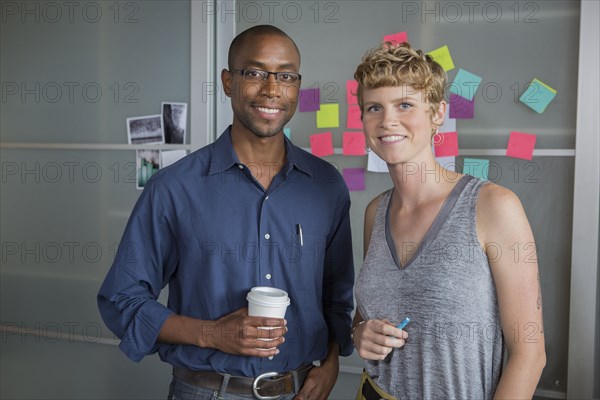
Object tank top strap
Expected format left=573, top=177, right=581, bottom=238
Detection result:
left=454, top=175, right=489, bottom=215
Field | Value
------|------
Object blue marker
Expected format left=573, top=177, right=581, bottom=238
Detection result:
left=396, top=317, right=410, bottom=330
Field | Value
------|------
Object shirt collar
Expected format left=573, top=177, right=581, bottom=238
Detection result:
left=208, top=126, right=239, bottom=175
left=283, top=134, right=314, bottom=177
left=208, top=125, right=314, bottom=177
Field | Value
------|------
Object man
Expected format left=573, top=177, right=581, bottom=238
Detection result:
left=97, top=25, right=354, bottom=400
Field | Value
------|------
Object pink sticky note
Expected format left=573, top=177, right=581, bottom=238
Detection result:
left=383, top=31, right=408, bottom=46
left=343, top=168, right=366, bottom=191
left=299, top=88, right=320, bottom=112
left=347, top=105, right=363, bottom=129
left=346, top=80, right=359, bottom=105
left=449, top=93, right=475, bottom=119
left=506, top=131, right=537, bottom=160
left=309, top=132, right=334, bottom=157
left=343, top=132, right=366, bottom=156
left=434, top=131, right=459, bottom=157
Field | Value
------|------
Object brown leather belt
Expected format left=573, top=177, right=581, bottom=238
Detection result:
left=173, top=363, right=313, bottom=399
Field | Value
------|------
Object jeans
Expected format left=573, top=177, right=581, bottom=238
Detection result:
left=167, top=375, right=297, bottom=400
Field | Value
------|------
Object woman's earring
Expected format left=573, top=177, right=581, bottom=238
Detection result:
left=432, top=129, right=443, bottom=145
left=365, top=145, right=371, bottom=153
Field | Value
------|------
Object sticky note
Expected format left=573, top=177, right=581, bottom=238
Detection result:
left=342, top=132, right=366, bottom=156
left=299, top=88, right=320, bottom=112
left=506, top=131, right=537, bottom=160
left=343, top=168, right=366, bottom=191
left=283, top=127, right=291, bottom=139
left=347, top=80, right=359, bottom=105
left=367, top=151, right=388, bottom=173
left=433, top=131, right=459, bottom=157
left=316, top=104, right=339, bottom=128
left=383, top=31, right=408, bottom=46
left=449, top=93, right=475, bottom=119
left=463, top=158, right=489, bottom=180
left=449, top=68, right=482, bottom=101
left=519, top=78, right=557, bottom=114
left=347, top=105, right=363, bottom=129
left=427, top=45, right=455, bottom=72
left=309, top=132, right=334, bottom=157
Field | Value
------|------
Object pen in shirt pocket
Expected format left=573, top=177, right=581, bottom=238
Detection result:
left=296, top=224, right=303, bottom=246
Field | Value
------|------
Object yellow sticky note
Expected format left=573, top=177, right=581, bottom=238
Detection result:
left=427, top=45, right=455, bottom=72
left=316, top=104, right=340, bottom=128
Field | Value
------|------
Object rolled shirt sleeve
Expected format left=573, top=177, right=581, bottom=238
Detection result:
left=97, top=181, right=177, bottom=362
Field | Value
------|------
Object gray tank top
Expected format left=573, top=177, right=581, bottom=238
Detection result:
left=355, top=175, right=503, bottom=400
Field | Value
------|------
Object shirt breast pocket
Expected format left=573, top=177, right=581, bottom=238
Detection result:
left=288, top=232, right=326, bottom=291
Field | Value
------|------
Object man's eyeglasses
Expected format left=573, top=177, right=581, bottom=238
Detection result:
left=230, top=69, right=301, bottom=84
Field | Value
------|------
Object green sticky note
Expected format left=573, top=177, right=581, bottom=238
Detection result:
left=519, top=78, right=557, bottom=114
left=316, top=104, right=340, bottom=128
left=427, top=45, right=455, bottom=72
left=463, top=158, right=489, bottom=180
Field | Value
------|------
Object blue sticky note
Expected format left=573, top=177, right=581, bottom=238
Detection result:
left=283, top=127, right=291, bottom=139
left=463, top=158, right=489, bottom=180
left=449, top=69, right=482, bottom=101
left=519, top=79, right=557, bottom=114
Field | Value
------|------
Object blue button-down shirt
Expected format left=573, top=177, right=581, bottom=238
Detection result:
left=98, top=127, right=354, bottom=376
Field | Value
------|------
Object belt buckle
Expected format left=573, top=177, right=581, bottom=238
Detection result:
left=252, top=371, right=281, bottom=400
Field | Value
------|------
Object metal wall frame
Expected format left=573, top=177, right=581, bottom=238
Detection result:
left=567, top=1, right=600, bottom=398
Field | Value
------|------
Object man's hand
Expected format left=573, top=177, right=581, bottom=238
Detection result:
left=158, top=308, right=287, bottom=357
left=201, top=308, right=287, bottom=357
left=294, top=342, right=339, bottom=400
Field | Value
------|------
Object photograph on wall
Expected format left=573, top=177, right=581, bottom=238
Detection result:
left=127, top=115, right=164, bottom=145
left=136, top=149, right=161, bottom=190
left=162, top=102, right=187, bottom=144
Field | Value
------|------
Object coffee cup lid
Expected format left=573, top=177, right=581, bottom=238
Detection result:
left=247, top=286, right=290, bottom=306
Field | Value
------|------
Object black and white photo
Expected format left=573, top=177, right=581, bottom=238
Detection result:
left=127, top=115, right=164, bottom=145
left=162, top=102, right=187, bottom=144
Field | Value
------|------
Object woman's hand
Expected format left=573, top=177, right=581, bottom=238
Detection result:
left=352, top=319, right=408, bottom=361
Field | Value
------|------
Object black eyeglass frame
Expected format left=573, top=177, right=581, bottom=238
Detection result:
left=230, top=69, right=302, bottom=83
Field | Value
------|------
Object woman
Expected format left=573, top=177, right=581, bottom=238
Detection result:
left=351, top=42, right=546, bottom=400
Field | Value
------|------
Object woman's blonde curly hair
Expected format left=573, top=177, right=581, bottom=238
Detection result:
left=354, top=42, right=447, bottom=119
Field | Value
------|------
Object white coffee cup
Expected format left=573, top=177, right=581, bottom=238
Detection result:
left=247, top=286, right=290, bottom=319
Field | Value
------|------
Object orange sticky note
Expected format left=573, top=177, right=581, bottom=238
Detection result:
left=506, top=131, right=537, bottom=160
left=433, top=131, right=459, bottom=157
left=383, top=31, right=408, bottom=46
left=347, top=105, right=363, bottom=129
left=343, top=132, right=366, bottom=156
left=309, top=132, right=334, bottom=157
left=347, top=80, right=359, bottom=105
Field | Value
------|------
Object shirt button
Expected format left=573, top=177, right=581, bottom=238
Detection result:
left=266, top=274, right=272, bottom=279
left=238, top=164, right=243, bottom=170
left=265, top=195, right=269, bottom=200
left=264, top=233, right=270, bottom=240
